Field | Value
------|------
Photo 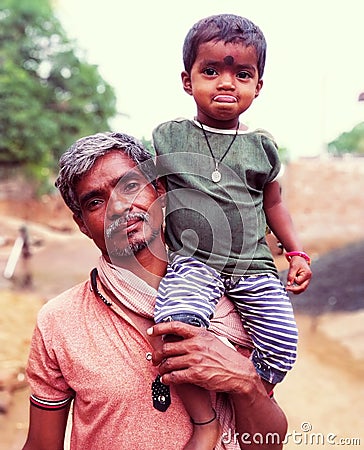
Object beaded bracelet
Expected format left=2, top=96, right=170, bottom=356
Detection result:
left=285, top=251, right=311, bottom=265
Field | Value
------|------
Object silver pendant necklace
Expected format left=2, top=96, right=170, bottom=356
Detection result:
left=199, top=121, right=239, bottom=183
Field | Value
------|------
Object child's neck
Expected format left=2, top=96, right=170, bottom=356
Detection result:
left=195, top=117, right=248, bottom=131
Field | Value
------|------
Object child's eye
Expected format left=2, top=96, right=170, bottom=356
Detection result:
left=203, top=67, right=218, bottom=76
left=237, top=71, right=251, bottom=80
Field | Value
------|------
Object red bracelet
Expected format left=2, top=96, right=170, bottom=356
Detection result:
left=285, top=251, right=311, bottom=265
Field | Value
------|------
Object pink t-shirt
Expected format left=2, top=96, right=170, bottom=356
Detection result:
left=27, top=279, right=245, bottom=449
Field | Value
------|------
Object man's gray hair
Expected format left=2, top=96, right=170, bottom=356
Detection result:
left=55, top=132, right=157, bottom=217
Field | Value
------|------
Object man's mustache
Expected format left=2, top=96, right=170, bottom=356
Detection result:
left=105, top=212, right=150, bottom=239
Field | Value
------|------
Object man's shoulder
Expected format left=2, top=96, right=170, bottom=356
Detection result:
left=38, top=280, right=90, bottom=320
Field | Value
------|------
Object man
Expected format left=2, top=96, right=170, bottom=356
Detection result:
left=22, top=132, right=287, bottom=450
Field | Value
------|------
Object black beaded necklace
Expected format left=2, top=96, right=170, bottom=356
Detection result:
left=199, top=120, right=239, bottom=183
left=90, top=268, right=171, bottom=412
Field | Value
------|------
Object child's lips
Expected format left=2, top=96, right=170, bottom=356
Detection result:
left=213, top=95, right=237, bottom=103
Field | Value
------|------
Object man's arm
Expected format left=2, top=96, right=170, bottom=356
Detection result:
left=22, top=403, right=70, bottom=450
left=230, top=380, right=287, bottom=450
left=148, top=322, right=287, bottom=450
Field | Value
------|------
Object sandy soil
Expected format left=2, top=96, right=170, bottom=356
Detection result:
left=0, top=156, right=363, bottom=449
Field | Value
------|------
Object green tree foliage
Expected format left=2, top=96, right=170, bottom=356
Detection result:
left=140, top=136, right=154, bottom=156
left=0, top=0, right=117, bottom=172
left=328, top=122, right=364, bottom=156
left=277, top=146, right=290, bottom=164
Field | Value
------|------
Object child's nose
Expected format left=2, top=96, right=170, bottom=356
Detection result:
left=217, top=74, right=235, bottom=90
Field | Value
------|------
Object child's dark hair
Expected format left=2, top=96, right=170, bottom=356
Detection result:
left=183, top=14, right=267, bottom=79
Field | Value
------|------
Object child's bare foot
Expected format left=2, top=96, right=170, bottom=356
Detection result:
left=184, top=409, right=221, bottom=450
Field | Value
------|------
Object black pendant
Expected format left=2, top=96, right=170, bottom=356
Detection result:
left=152, top=375, right=171, bottom=412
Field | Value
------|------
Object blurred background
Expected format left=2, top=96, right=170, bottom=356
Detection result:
left=0, top=0, right=363, bottom=449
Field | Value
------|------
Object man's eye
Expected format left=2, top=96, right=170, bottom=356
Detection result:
left=124, top=182, right=140, bottom=193
left=237, top=71, right=251, bottom=80
left=86, top=199, right=102, bottom=210
left=203, top=67, right=218, bottom=76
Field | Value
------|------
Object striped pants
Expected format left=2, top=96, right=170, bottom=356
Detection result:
left=155, top=254, right=298, bottom=384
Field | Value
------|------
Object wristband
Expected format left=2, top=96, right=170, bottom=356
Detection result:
left=285, top=251, right=311, bottom=265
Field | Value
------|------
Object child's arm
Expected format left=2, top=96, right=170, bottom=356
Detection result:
left=263, top=180, right=312, bottom=294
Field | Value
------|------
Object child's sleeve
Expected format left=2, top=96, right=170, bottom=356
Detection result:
left=152, top=122, right=172, bottom=177
left=256, top=129, right=282, bottom=183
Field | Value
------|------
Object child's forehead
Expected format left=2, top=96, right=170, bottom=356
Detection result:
left=196, top=40, right=258, bottom=65
left=223, top=55, right=234, bottom=66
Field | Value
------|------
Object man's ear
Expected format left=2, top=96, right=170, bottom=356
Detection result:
left=155, top=178, right=167, bottom=207
left=73, top=214, right=92, bottom=239
left=181, top=71, right=193, bottom=96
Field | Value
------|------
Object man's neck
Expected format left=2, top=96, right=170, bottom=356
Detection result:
left=108, top=237, right=167, bottom=290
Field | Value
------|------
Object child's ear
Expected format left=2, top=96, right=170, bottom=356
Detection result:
left=255, top=79, right=263, bottom=98
left=181, top=71, right=193, bottom=96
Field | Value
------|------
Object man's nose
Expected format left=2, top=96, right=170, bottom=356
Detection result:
left=107, top=192, right=132, bottom=220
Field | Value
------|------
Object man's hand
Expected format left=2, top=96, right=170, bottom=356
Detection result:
left=148, top=322, right=287, bottom=450
left=147, top=321, right=260, bottom=396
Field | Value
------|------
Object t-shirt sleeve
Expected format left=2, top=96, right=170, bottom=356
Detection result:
left=152, top=121, right=175, bottom=179
left=26, top=312, right=74, bottom=410
left=152, top=123, right=165, bottom=176
left=257, top=129, right=282, bottom=183
left=152, top=121, right=171, bottom=155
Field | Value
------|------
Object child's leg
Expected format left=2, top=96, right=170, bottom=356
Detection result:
left=155, top=255, right=225, bottom=449
left=176, top=383, right=220, bottom=450
left=163, top=332, right=220, bottom=450
left=226, top=274, right=298, bottom=384
left=155, top=254, right=224, bottom=326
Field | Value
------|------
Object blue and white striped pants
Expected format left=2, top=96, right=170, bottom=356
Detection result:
left=155, top=254, right=298, bottom=384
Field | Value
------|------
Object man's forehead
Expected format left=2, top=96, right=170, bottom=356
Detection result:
left=76, top=151, right=140, bottom=191
left=91, top=151, right=139, bottom=176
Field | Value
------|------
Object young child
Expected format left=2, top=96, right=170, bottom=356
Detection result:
left=153, top=14, right=312, bottom=449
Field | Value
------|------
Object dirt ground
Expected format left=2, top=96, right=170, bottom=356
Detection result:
left=0, top=156, right=363, bottom=449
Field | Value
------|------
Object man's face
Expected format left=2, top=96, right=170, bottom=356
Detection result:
left=73, top=151, right=165, bottom=263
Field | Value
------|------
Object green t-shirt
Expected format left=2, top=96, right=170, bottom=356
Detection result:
left=153, top=119, right=281, bottom=277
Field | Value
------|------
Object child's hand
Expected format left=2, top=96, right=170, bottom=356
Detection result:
left=286, top=256, right=312, bottom=294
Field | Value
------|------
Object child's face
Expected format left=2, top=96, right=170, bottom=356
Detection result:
left=182, top=40, right=263, bottom=129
